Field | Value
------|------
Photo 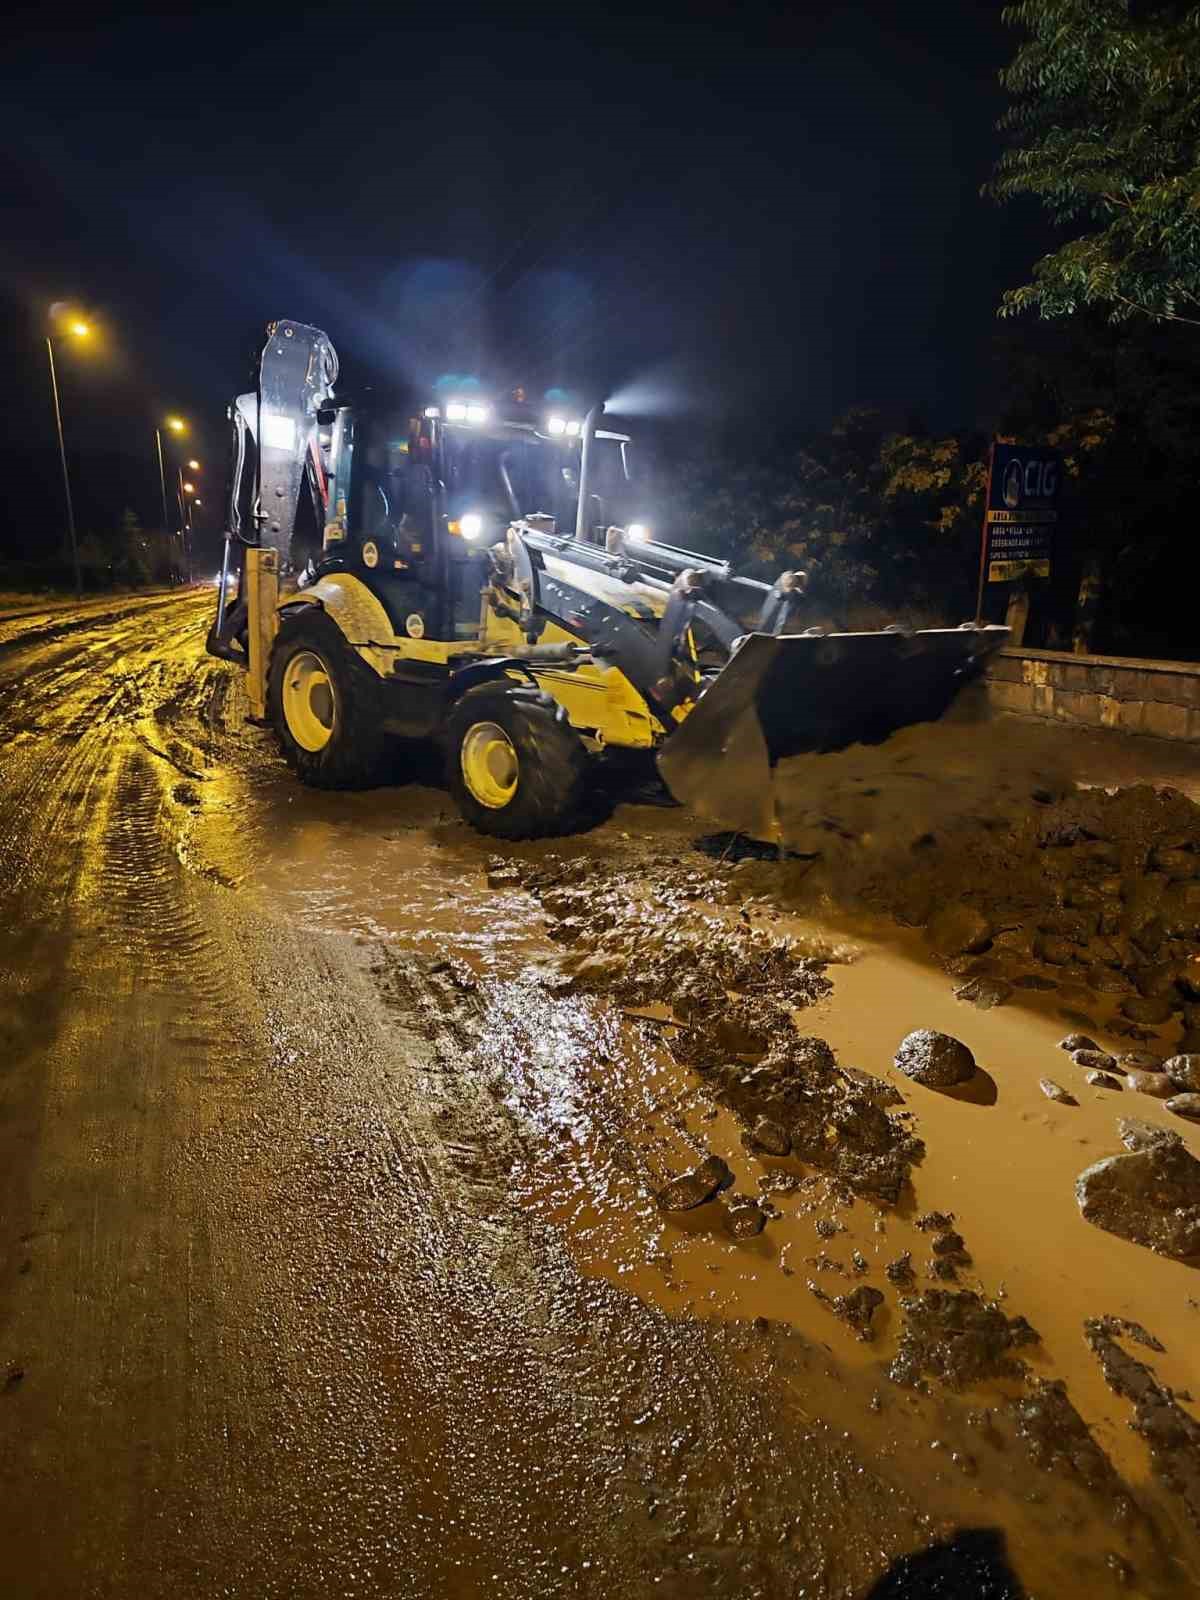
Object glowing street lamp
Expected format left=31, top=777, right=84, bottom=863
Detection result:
left=166, top=415, right=186, bottom=433
left=187, top=459, right=200, bottom=471
left=45, top=316, right=92, bottom=598
left=182, top=481, right=195, bottom=495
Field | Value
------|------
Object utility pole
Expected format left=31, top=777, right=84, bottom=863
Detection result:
left=46, top=336, right=82, bottom=598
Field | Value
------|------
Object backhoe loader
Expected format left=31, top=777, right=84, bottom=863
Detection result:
left=206, top=319, right=1007, bottom=840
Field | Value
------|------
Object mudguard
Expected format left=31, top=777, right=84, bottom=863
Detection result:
left=656, top=625, right=1009, bottom=841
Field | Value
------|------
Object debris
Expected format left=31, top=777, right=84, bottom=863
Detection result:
left=810, top=1281, right=885, bottom=1341
left=914, top=1211, right=955, bottom=1232
left=724, top=1198, right=767, bottom=1239
left=1092, top=1315, right=1165, bottom=1353
left=1124, top=1070, right=1175, bottom=1099
left=1165, top=1054, right=1200, bottom=1092
left=746, top=1116, right=791, bottom=1157
left=656, top=1155, right=734, bottom=1212
left=1071, top=1048, right=1117, bottom=1072
left=885, top=1252, right=914, bottom=1285
left=952, top=977, right=1012, bottom=1010
left=1040, top=1078, right=1077, bottom=1105
left=1086, top=1318, right=1200, bottom=1525
left=889, top=1290, right=1039, bottom=1390
left=1060, top=1033, right=1100, bottom=1053
left=1076, top=1138, right=1200, bottom=1262
left=1007, top=1378, right=1134, bottom=1511
left=893, top=1029, right=976, bottom=1088
left=930, top=1230, right=968, bottom=1257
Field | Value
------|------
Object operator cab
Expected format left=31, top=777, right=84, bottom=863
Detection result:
left=315, top=393, right=642, bottom=642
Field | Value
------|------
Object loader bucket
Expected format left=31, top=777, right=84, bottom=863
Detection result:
left=656, top=624, right=1009, bottom=841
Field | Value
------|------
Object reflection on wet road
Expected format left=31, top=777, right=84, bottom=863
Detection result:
left=0, top=590, right=1198, bottom=1597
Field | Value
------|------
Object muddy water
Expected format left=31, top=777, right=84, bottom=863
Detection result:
left=240, top=786, right=1200, bottom=1595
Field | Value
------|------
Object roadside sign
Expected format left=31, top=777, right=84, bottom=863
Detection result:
left=983, top=444, right=1060, bottom=582
left=974, top=442, right=1062, bottom=623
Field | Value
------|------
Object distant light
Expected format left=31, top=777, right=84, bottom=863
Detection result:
left=183, top=481, right=195, bottom=493
left=193, top=498, right=202, bottom=507
left=466, top=403, right=490, bottom=425
left=445, top=401, right=468, bottom=422
left=626, top=522, right=650, bottom=542
left=459, top=512, right=484, bottom=540
left=187, top=458, right=200, bottom=470
left=565, top=419, right=581, bottom=437
left=69, top=321, right=90, bottom=338
left=547, top=415, right=567, bottom=436
left=424, top=406, right=440, bottom=419
left=166, top=416, right=186, bottom=433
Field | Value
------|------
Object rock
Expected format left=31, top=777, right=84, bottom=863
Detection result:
left=889, top=1290, right=1039, bottom=1390
left=486, top=861, right=522, bottom=889
left=828, top=1284, right=885, bottom=1340
left=1165, top=1054, right=1200, bottom=1092
left=931, top=1230, right=968, bottom=1256
left=747, top=1116, right=791, bottom=1157
left=1035, top=934, right=1078, bottom=966
left=1117, top=1119, right=1181, bottom=1153
left=1167, top=1094, right=1200, bottom=1120
left=1071, top=1048, right=1117, bottom=1072
left=886, top=1252, right=914, bottom=1285
left=894, top=1029, right=976, bottom=1088
left=1120, top=1050, right=1164, bottom=1071
left=1040, top=1079, right=1077, bottom=1105
left=567, top=951, right=625, bottom=990
left=928, top=903, right=992, bottom=957
left=1086, top=1072, right=1123, bottom=1090
left=724, top=1199, right=767, bottom=1238
left=1120, top=995, right=1176, bottom=1026
left=1124, top=1070, right=1175, bottom=1099
left=656, top=1154, right=734, bottom=1212
left=1059, top=1033, right=1099, bottom=1053
left=914, top=1211, right=955, bottom=1231
left=953, top=977, right=1013, bottom=1010
left=1076, top=1140, right=1200, bottom=1261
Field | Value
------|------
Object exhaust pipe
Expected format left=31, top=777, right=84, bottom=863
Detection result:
left=574, top=402, right=603, bottom=543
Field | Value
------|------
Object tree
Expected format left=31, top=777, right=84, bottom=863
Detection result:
left=988, top=1, right=1200, bottom=326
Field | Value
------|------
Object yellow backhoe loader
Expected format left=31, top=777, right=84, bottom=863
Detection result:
left=206, top=319, right=1007, bottom=840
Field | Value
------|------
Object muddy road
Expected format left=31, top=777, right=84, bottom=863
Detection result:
left=1, top=589, right=1199, bottom=1598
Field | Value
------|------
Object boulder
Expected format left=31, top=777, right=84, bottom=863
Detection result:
left=894, top=1029, right=976, bottom=1088
left=1059, top=1033, right=1099, bottom=1053
left=1076, top=1140, right=1200, bottom=1262
left=1071, top=1048, right=1117, bottom=1072
left=928, top=904, right=992, bottom=958
left=1085, top=1071, right=1122, bottom=1090
left=656, top=1155, right=734, bottom=1212
left=1118, top=1119, right=1181, bottom=1153
left=1167, top=1094, right=1200, bottom=1121
left=1125, top=1070, right=1175, bottom=1099
left=747, top=1116, right=791, bottom=1157
left=1120, top=1050, right=1164, bottom=1071
left=1164, top=1054, right=1200, bottom=1092
left=952, top=977, right=1012, bottom=1010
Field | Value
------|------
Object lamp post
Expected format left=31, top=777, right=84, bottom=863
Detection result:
left=157, top=416, right=187, bottom=582
left=45, top=322, right=90, bottom=597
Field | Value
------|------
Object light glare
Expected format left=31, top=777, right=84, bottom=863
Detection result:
left=626, top=522, right=649, bottom=542
left=445, top=401, right=468, bottom=421
left=459, top=512, right=484, bottom=540
left=466, top=403, right=490, bottom=425
left=547, top=415, right=567, bottom=436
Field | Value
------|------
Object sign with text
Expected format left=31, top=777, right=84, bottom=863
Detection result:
left=983, top=444, right=1061, bottom=582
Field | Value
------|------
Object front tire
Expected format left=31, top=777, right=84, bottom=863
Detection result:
left=267, top=608, right=391, bottom=788
left=446, top=684, right=588, bottom=839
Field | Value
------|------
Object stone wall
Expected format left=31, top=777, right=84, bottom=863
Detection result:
left=983, top=647, right=1200, bottom=742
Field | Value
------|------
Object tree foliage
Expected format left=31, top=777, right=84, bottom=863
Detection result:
left=988, top=0, right=1200, bottom=325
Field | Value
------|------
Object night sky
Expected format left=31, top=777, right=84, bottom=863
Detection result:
left=2, top=0, right=1044, bottom=548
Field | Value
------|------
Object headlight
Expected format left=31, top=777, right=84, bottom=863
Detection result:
left=565, top=419, right=581, bottom=436
left=466, top=403, right=490, bottom=425
left=546, top=415, right=567, bottom=436
left=445, top=401, right=467, bottom=422
left=459, top=512, right=485, bottom=540
left=424, top=405, right=440, bottom=419
left=626, top=522, right=650, bottom=542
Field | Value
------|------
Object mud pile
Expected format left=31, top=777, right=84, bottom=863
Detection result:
left=514, top=856, right=922, bottom=1204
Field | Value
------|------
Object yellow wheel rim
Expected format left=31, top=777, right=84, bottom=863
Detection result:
left=282, top=649, right=336, bottom=752
left=460, top=721, right=519, bottom=809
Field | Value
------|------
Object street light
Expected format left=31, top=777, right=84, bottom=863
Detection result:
left=166, top=416, right=185, bottom=433
left=182, top=481, right=195, bottom=495
left=187, top=458, right=200, bottom=471
left=45, top=318, right=91, bottom=598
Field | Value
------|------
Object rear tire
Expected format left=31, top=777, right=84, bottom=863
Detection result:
left=446, top=684, right=588, bottom=839
left=267, top=608, right=392, bottom=788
